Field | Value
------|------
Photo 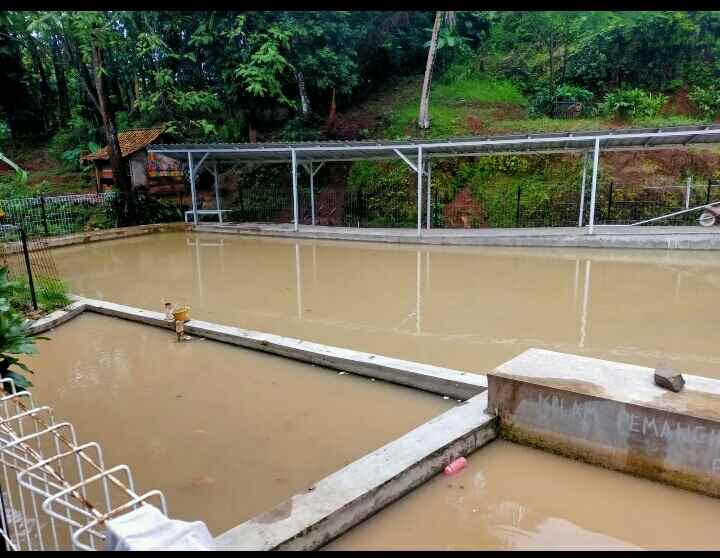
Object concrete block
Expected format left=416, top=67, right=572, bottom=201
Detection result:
left=487, top=348, right=720, bottom=497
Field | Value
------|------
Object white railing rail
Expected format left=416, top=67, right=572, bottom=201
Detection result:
left=0, top=377, right=166, bottom=551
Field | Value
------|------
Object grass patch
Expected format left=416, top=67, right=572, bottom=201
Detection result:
left=369, top=74, right=709, bottom=140
left=11, top=276, right=71, bottom=315
left=383, top=77, right=527, bottom=139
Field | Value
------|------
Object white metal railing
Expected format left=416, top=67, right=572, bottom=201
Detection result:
left=594, top=200, right=720, bottom=228
left=0, top=377, right=166, bottom=551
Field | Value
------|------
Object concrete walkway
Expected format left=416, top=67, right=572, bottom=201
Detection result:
left=192, top=222, right=720, bottom=250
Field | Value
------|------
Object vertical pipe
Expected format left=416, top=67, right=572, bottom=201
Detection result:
left=588, top=138, right=600, bottom=235
left=310, top=162, right=316, bottom=226
left=291, top=149, right=299, bottom=232
left=578, top=151, right=588, bottom=228
left=426, top=160, right=432, bottom=230
left=417, top=146, right=423, bottom=237
left=606, top=181, right=614, bottom=224
left=187, top=152, right=198, bottom=225
left=685, top=176, right=692, bottom=210
left=515, top=185, right=522, bottom=227
left=20, top=228, right=37, bottom=311
left=213, top=161, right=222, bottom=223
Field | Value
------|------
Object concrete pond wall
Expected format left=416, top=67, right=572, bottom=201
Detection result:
left=488, top=348, right=720, bottom=497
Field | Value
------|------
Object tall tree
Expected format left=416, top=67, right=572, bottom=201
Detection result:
left=64, top=12, right=133, bottom=220
left=418, top=11, right=455, bottom=130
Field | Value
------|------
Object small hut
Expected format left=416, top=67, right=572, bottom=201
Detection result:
left=81, top=126, right=184, bottom=197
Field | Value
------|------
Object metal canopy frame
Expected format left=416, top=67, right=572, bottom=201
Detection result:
left=149, top=124, right=720, bottom=234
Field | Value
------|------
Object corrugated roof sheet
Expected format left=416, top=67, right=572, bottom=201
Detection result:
left=147, top=124, right=720, bottom=164
left=81, top=126, right=166, bottom=162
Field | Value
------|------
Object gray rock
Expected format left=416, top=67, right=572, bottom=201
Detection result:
left=654, top=365, right=685, bottom=392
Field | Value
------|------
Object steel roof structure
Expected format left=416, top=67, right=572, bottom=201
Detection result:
left=148, top=124, right=720, bottom=233
left=149, top=124, right=720, bottom=163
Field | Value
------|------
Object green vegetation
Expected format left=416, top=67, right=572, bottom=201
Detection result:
left=11, top=276, right=71, bottom=315
left=1, top=10, right=720, bottom=225
left=597, top=88, right=668, bottom=120
left=384, top=77, right=527, bottom=138
left=0, top=266, right=49, bottom=391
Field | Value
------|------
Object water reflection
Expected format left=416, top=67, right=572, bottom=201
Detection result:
left=53, top=232, right=720, bottom=378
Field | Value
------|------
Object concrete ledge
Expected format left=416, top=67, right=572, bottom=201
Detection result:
left=26, top=300, right=87, bottom=335
left=4, top=223, right=189, bottom=254
left=192, top=223, right=720, bottom=251
left=76, top=297, right=487, bottom=399
left=215, top=392, right=496, bottom=550
left=487, top=348, right=720, bottom=497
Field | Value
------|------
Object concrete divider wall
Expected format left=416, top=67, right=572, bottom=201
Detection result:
left=487, top=348, right=720, bottom=497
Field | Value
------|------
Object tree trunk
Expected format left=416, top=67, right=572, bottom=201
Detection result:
left=26, top=35, right=53, bottom=132
left=418, top=11, right=443, bottom=130
left=296, top=71, right=311, bottom=118
left=50, top=34, right=70, bottom=123
left=91, top=43, right=133, bottom=223
left=547, top=37, right=555, bottom=87
left=326, top=88, right=337, bottom=135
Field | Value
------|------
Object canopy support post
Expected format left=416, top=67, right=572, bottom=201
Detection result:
left=212, top=161, right=222, bottom=223
left=291, top=149, right=299, bottom=232
left=588, top=138, right=600, bottom=235
left=416, top=146, right=423, bottom=237
left=426, top=159, right=432, bottom=230
left=578, top=151, right=588, bottom=227
left=187, top=152, right=198, bottom=225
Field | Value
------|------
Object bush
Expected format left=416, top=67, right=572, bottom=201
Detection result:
left=109, top=190, right=181, bottom=226
left=49, top=113, right=103, bottom=171
left=0, top=266, right=48, bottom=391
left=528, top=83, right=593, bottom=118
left=597, top=88, right=668, bottom=120
left=688, top=85, right=720, bottom=120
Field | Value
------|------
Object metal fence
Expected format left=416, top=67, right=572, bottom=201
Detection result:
left=0, top=225, right=66, bottom=312
left=221, top=169, right=720, bottom=230
left=0, top=193, right=118, bottom=239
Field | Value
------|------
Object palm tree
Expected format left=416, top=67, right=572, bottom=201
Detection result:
left=418, top=11, right=456, bottom=130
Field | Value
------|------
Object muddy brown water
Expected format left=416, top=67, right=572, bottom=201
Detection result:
left=326, top=440, right=720, bottom=550
left=26, top=314, right=452, bottom=537
left=33, top=232, right=720, bottom=548
left=54, top=231, right=720, bottom=378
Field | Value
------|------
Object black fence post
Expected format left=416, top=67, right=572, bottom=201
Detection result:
left=40, top=195, right=49, bottom=236
left=606, top=181, right=614, bottom=224
left=515, top=185, right=522, bottom=227
left=20, top=227, right=38, bottom=311
left=707, top=180, right=712, bottom=206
